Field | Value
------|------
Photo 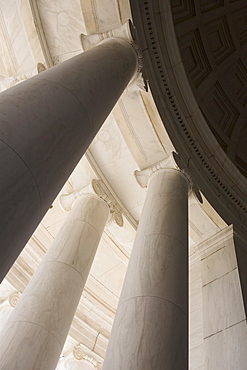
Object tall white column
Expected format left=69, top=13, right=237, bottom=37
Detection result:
left=0, top=32, right=138, bottom=281
left=103, top=154, right=191, bottom=369
left=0, top=186, right=110, bottom=370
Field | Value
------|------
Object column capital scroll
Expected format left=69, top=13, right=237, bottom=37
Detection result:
left=0, top=63, right=46, bottom=92
left=59, top=179, right=124, bottom=227
left=134, top=152, right=203, bottom=203
left=72, top=344, right=102, bottom=368
left=8, top=292, right=21, bottom=308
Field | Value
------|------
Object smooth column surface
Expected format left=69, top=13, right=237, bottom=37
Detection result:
left=103, top=169, right=189, bottom=370
left=0, top=195, right=109, bottom=370
left=0, top=38, right=138, bottom=281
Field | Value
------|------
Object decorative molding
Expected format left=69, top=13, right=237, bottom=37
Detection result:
left=197, top=224, right=234, bottom=259
left=8, top=292, right=20, bottom=308
left=72, top=344, right=102, bottom=368
left=179, top=28, right=212, bottom=87
left=134, top=152, right=180, bottom=188
left=130, top=0, right=247, bottom=234
left=205, top=15, right=236, bottom=65
left=0, top=63, right=46, bottom=92
left=200, top=0, right=224, bottom=13
left=171, top=0, right=196, bottom=23
left=205, top=81, right=239, bottom=138
left=59, top=179, right=124, bottom=227
left=29, top=0, right=53, bottom=68
left=0, top=8, right=19, bottom=74
left=233, top=6, right=247, bottom=46
left=80, top=20, right=133, bottom=50
left=72, top=344, right=84, bottom=360
left=92, top=180, right=124, bottom=227
left=85, top=151, right=137, bottom=230
left=228, top=59, right=247, bottom=107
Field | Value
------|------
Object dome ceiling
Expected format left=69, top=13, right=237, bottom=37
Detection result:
left=170, top=0, right=247, bottom=177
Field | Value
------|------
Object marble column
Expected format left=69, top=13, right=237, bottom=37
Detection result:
left=0, top=191, right=109, bottom=370
left=103, top=154, right=190, bottom=370
left=0, top=36, right=138, bottom=281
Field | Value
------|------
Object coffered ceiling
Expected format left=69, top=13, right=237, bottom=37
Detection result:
left=171, top=0, right=247, bottom=177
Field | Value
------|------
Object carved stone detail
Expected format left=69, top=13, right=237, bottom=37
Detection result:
left=135, top=152, right=203, bottom=203
left=59, top=179, right=124, bottom=227
left=8, top=292, right=20, bottom=308
left=0, top=63, right=46, bottom=92
left=72, top=345, right=102, bottom=368
left=72, top=345, right=84, bottom=360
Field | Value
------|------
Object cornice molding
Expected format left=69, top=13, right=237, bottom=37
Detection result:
left=130, top=0, right=247, bottom=233
left=29, top=0, right=53, bottom=68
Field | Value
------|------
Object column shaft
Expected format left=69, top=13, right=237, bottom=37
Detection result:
left=0, top=195, right=109, bottom=370
left=103, top=169, right=189, bottom=369
left=0, top=38, right=137, bottom=281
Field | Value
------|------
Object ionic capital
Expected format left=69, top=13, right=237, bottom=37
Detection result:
left=59, top=179, right=124, bottom=227
left=0, top=63, right=46, bottom=92
left=80, top=21, right=146, bottom=92
left=8, top=292, right=21, bottom=308
left=135, top=152, right=202, bottom=203
left=73, top=344, right=101, bottom=368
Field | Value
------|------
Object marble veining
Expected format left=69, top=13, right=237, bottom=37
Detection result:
left=103, top=296, right=187, bottom=370
left=0, top=194, right=109, bottom=369
left=103, top=166, right=189, bottom=369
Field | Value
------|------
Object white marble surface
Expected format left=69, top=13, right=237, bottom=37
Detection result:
left=90, top=238, right=123, bottom=280
left=136, top=169, right=188, bottom=246
left=89, top=112, right=147, bottom=221
left=0, top=2, right=240, bottom=368
left=96, top=153, right=146, bottom=220
left=103, top=168, right=189, bottom=369
left=0, top=0, right=36, bottom=75
left=189, top=249, right=204, bottom=369
left=201, top=236, right=237, bottom=286
left=103, top=296, right=187, bottom=370
left=113, top=90, right=168, bottom=170
left=189, top=345, right=204, bottom=370
left=204, top=321, right=247, bottom=370
left=119, top=233, right=187, bottom=312
left=201, top=227, right=247, bottom=368
left=56, top=340, right=103, bottom=369
left=90, top=114, right=130, bottom=168
left=0, top=320, right=62, bottom=369
left=37, top=0, right=85, bottom=59
left=44, top=196, right=108, bottom=276
left=203, top=269, right=245, bottom=337
left=0, top=195, right=109, bottom=369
